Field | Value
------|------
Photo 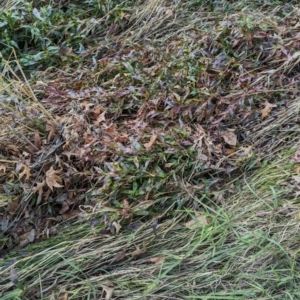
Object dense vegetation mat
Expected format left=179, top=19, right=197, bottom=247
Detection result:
left=1, top=0, right=300, bottom=299
left=1, top=150, right=300, bottom=299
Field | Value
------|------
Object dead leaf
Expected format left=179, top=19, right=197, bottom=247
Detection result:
left=212, top=192, right=225, bottom=205
left=17, top=163, right=31, bottom=181
left=137, top=200, right=155, bottom=210
left=59, top=202, right=70, bottom=215
left=184, top=212, right=209, bottom=230
left=61, top=209, right=81, bottom=220
left=60, top=46, right=73, bottom=57
left=10, top=265, right=19, bottom=285
left=144, top=134, right=157, bottom=151
left=148, top=256, right=164, bottom=264
left=32, top=180, right=45, bottom=205
left=8, top=198, right=20, bottom=213
left=94, top=111, right=106, bottom=126
left=19, top=228, right=36, bottom=247
left=237, top=146, right=253, bottom=158
left=261, top=101, right=277, bottom=119
left=27, top=228, right=36, bottom=242
left=130, top=243, right=147, bottom=257
left=34, top=131, right=41, bottom=150
left=294, top=165, right=300, bottom=173
left=221, top=131, right=237, bottom=146
left=58, top=293, right=68, bottom=300
left=293, top=211, right=300, bottom=220
left=292, top=147, right=300, bottom=163
left=165, top=9, right=173, bottom=17
left=45, top=166, right=63, bottom=191
left=102, top=285, right=114, bottom=300
left=292, top=176, right=300, bottom=183
left=93, top=105, right=102, bottom=117
left=46, top=121, right=56, bottom=142
left=112, top=249, right=126, bottom=262
left=256, top=211, right=267, bottom=218
left=112, top=221, right=122, bottom=235
left=120, top=198, right=131, bottom=218
left=63, top=151, right=79, bottom=161
left=152, top=218, right=158, bottom=237
left=120, top=11, right=125, bottom=19
left=0, top=163, right=6, bottom=173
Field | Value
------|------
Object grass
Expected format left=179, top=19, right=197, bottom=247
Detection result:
left=1, top=0, right=300, bottom=299
left=2, top=153, right=300, bottom=299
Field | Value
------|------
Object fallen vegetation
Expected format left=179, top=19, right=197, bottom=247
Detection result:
left=1, top=0, right=300, bottom=299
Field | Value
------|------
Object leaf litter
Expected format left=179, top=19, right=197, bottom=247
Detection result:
left=1, top=1, right=300, bottom=298
left=0, top=1, right=299, bottom=251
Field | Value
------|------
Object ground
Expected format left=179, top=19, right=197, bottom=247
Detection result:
left=1, top=0, right=300, bottom=299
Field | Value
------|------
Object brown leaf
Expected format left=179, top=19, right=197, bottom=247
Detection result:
left=93, top=105, right=102, bottom=117
left=120, top=198, right=131, bottom=218
left=17, top=163, right=31, bottom=181
left=112, top=249, right=126, bottom=262
left=237, top=146, right=253, bottom=158
left=256, top=211, right=267, bottom=218
left=61, top=209, right=81, bottom=220
left=148, top=256, right=164, bottom=264
left=8, top=198, right=20, bottom=213
left=184, top=212, right=209, bottom=230
left=112, top=221, right=122, bottom=235
left=102, top=285, right=114, bottom=300
left=220, top=131, right=237, bottom=146
left=63, top=151, right=79, bottom=161
left=59, top=201, right=70, bottom=215
left=19, top=228, right=36, bottom=247
left=32, top=180, right=45, bottom=205
left=144, top=134, right=157, bottom=151
left=292, top=147, right=300, bottom=163
left=58, top=293, right=68, bottom=300
left=165, top=9, right=173, bottom=17
left=45, top=166, right=63, bottom=191
left=34, top=131, right=42, bottom=150
left=261, top=101, right=277, bottom=119
left=94, top=111, right=106, bottom=126
left=130, top=243, right=147, bottom=257
left=0, top=163, right=6, bottom=173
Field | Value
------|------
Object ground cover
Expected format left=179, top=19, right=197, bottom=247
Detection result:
left=1, top=0, right=300, bottom=299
